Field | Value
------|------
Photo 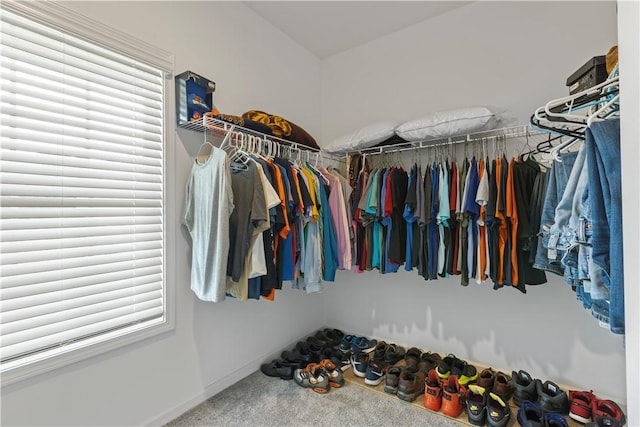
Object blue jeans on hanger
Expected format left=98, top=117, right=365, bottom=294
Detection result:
left=585, top=119, right=624, bottom=335
left=533, top=150, right=579, bottom=274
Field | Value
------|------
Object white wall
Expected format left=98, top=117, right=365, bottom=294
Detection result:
left=0, top=2, right=326, bottom=426
left=321, top=0, right=627, bottom=406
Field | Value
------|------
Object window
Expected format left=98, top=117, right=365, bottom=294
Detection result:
left=0, top=4, right=173, bottom=382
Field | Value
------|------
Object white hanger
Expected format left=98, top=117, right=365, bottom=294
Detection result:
left=586, top=93, right=620, bottom=127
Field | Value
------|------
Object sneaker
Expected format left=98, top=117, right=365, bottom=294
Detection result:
left=318, top=359, right=345, bottom=388
left=536, top=380, right=570, bottom=414
left=487, top=392, right=510, bottom=427
left=441, top=375, right=467, bottom=418
left=383, top=344, right=406, bottom=366
left=316, top=328, right=343, bottom=348
left=350, top=336, right=377, bottom=353
left=339, top=334, right=356, bottom=353
left=586, top=417, right=625, bottom=427
left=338, top=349, right=352, bottom=372
left=384, top=366, right=402, bottom=394
left=293, top=363, right=330, bottom=393
left=492, top=371, right=514, bottom=401
left=281, top=346, right=315, bottom=365
left=591, top=399, right=626, bottom=427
left=417, top=351, right=441, bottom=374
left=260, top=359, right=298, bottom=380
left=351, top=351, right=369, bottom=378
left=424, top=369, right=444, bottom=411
left=512, top=370, right=538, bottom=406
left=517, top=400, right=544, bottom=427
left=364, top=359, right=386, bottom=386
left=466, top=384, right=488, bottom=426
left=544, top=412, right=569, bottom=427
left=397, top=369, right=426, bottom=402
left=569, top=390, right=596, bottom=423
left=477, top=367, right=497, bottom=390
left=451, top=358, right=478, bottom=386
left=436, top=354, right=455, bottom=379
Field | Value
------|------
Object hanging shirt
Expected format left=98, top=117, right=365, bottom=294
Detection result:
left=403, top=164, right=418, bottom=271
left=182, top=147, right=234, bottom=302
left=476, top=158, right=490, bottom=283
left=437, top=163, right=450, bottom=276
left=226, top=161, right=269, bottom=301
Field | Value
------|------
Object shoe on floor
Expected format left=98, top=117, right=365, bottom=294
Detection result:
left=486, top=392, right=510, bottom=427
left=351, top=351, right=369, bottom=378
left=350, top=336, right=377, bottom=353
left=383, top=344, right=406, bottom=366
left=477, top=367, right=497, bottom=390
left=517, top=400, right=544, bottom=427
left=492, top=371, right=514, bottom=401
left=417, top=351, right=441, bottom=374
left=404, top=347, right=422, bottom=370
left=441, top=375, right=467, bottom=418
left=591, top=399, right=626, bottom=427
left=424, top=369, right=444, bottom=411
left=569, top=390, right=596, bottom=423
left=544, top=412, right=569, bottom=427
left=512, top=370, right=538, bottom=406
left=260, top=360, right=296, bottom=380
left=293, top=363, right=330, bottom=394
left=364, top=359, right=386, bottom=386
left=451, top=357, right=478, bottom=386
left=466, top=384, right=488, bottom=426
left=397, top=369, right=426, bottom=402
left=339, top=334, right=357, bottom=353
left=384, top=366, right=402, bottom=395
left=536, top=380, right=570, bottom=414
left=318, top=358, right=345, bottom=388
left=435, top=354, right=455, bottom=379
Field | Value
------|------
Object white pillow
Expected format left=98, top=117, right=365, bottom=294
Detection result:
left=395, top=107, right=498, bottom=142
left=324, top=120, right=401, bottom=154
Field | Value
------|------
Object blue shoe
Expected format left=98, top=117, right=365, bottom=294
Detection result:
left=339, top=334, right=356, bottom=353
left=517, top=400, right=544, bottom=427
left=544, top=413, right=568, bottom=427
left=364, top=360, right=386, bottom=386
left=351, top=351, right=369, bottom=378
left=350, top=336, right=377, bottom=353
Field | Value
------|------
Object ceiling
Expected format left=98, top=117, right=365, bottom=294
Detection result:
left=243, top=1, right=473, bottom=59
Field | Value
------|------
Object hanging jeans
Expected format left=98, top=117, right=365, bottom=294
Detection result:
left=533, top=150, right=578, bottom=274
left=585, top=119, right=624, bottom=335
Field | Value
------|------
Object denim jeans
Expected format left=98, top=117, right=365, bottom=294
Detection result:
left=585, top=119, right=624, bottom=335
left=533, top=150, right=578, bottom=274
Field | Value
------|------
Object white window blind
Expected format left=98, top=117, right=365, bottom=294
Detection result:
left=0, top=8, right=165, bottom=368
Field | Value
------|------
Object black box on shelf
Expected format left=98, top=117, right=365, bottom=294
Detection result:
left=566, top=56, right=607, bottom=95
left=175, top=71, right=216, bottom=128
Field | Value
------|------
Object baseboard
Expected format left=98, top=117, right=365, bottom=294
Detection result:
left=144, top=328, right=319, bottom=426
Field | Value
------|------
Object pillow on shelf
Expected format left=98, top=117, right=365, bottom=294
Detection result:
left=213, top=113, right=274, bottom=135
left=242, top=110, right=320, bottom=150
left=395, top=107, right=499, bottom=142
left=323, top=120, right=402, bottom=154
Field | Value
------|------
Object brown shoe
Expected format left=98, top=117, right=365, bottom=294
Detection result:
left=493, top=371, right=514, bottom=401
left=404, top=347, right=422, bottom=370
left=397, top=369, right=426, bottom=402
left=384, top=366, right=402, bottom=395
left=477, top=367, right=497, bottom=390
left=417, top=351, right=442, bottom=374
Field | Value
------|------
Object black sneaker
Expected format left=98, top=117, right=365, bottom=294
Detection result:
left=536, top=380, right=569, bottom=414
left=486, top=392, right=511, bottom=427
left=466, top=384, right=488, bottom=426
left=512, top=370, right=538, bottom=406
left=260, top=359, right=298, bottom=380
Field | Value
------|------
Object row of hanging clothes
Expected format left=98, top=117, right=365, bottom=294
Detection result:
left=530, top=63, right=623, bottom=335
left=182, top=116, right=349, bottom=303
left=347, top=127, right=557, bottom=294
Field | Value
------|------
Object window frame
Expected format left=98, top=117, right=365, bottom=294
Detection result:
left=0, top=0, right=175, bottom=387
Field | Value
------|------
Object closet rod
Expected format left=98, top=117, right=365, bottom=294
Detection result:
left=202, top=114, right=343, bottom=162
left=354, top=125, right=545, bottom=156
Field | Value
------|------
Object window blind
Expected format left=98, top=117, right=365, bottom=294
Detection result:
left=0, top=8, right=165, bottom=365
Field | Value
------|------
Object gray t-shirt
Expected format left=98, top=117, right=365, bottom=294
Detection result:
left=226, top=161, right=267, bottom=282
left=182, top=147, right=234, bottom=302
